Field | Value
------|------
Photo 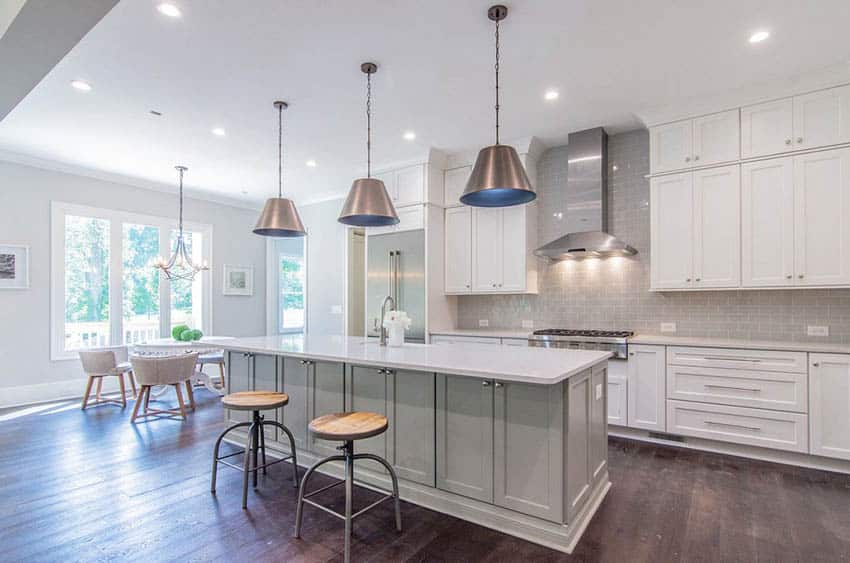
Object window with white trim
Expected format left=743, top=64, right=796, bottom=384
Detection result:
left=51, top=202, right=212, bottom=360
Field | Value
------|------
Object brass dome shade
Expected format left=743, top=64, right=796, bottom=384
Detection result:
left=338, top=62, right=398, bottom=227
left=253, top=101, right=307, bottom=237
left=461, top=144, right=535, bottom=207
left=462, top=5, right=536, bottom=207
left=338, top=177, right=399, bottom=226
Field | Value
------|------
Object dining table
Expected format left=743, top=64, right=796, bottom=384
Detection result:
left=132, top=336, right=235, bottom=396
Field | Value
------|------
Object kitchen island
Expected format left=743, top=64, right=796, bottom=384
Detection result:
left=219, top=335, right=611, bottom=554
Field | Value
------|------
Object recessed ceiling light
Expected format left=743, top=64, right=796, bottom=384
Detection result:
left=544, top=89, right=559, bottom=101
left=211, top=127, right=226, bottom=136
left=305, top=160, right=317, bottom=167
left=403, top=131, right=416, bottom=141
left=749, top=30, right=770, bottom=43
left=157, top=3, right=181, bottom=17
left=70, top=80, right=92, bottom=92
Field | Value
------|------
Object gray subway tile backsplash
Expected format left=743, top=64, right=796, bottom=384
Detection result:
left=457, top=129, right=850, bottom=343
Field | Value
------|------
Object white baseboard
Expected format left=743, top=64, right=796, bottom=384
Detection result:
left=0, top=378, right=123, bottom=409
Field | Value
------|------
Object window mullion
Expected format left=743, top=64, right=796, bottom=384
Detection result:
left=110, top=220, right=123, bottom=347
left=159, top=224, right=171, bottom=338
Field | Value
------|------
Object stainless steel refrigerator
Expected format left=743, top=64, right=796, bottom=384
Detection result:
left=366, top=229, right=426, bottom=342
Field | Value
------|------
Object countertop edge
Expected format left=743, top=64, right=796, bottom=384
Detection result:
left=631, top=334, right=850, bottom=354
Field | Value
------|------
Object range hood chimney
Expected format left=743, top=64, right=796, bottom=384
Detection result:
left=534, top=127, right=636, bottom=260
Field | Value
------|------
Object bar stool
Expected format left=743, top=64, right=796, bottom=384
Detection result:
left=211, top=391, right=300, bottom=509
left=294, top=412, right=402, bottom=563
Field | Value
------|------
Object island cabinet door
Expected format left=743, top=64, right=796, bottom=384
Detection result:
left=436, top=374, right=494, bottom=503
left=493, top=380, right=564, bottom=522
left=589, top=363, right=609, bottom=487
left=253, top=354, right=278, bottom=441
left=345, top=366, right=391, bottom=475
left=308, top=360, right=346, bottom=457
left=226, top=351, right=252, bottom=424
left=280, top=357, right=310, bottom=454
left=389, top=369, right=436, bottom=486
left=565, top=369, right=592, bottom=523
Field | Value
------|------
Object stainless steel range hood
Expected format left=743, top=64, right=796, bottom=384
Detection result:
left=534, top=127, right=636, bottom=260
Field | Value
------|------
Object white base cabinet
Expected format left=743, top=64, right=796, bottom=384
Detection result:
left=810, top=353, right=850, bottom=460
left=627, top=345, right=666, bottom=432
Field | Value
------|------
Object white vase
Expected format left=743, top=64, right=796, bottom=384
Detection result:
left=388, top=324, right=405, bottom=347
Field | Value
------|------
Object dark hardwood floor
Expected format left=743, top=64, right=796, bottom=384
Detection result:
left=1, top=389, right=848, bottom=562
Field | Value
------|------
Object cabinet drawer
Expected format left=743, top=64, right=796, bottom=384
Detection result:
left=430, top=334, right=501, bottom=345
left=666, top=400, right=808, bottom=453
left=667, top=346, right=807, bottom=373
left=666, top=365, right=808, bottom=413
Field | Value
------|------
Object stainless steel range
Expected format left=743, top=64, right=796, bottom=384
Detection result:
left=528, top=329, right=633, bottom=359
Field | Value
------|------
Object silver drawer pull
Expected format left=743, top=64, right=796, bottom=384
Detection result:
left=704, top=384, right=761, bottom=392
left=705, top=420, right=761, bottom=432
left=494, top=381, right=504, bottom=388
left=482, top=380, right=491, bottom=387
left=699, top=355, right=762, bottom=362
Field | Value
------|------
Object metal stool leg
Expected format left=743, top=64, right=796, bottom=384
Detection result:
left=242, top=422, right=256, bottom=509
left=294, top=454, right=346, bottom=538
left=268, top=420, right=300, bottom=487
left=343, top=441, right=354, bottom=563
left=211, top=421, right=252, bottom=493
left=251, top=414, right=260, bottom=488
left=258, top=414, right=268, bottom=476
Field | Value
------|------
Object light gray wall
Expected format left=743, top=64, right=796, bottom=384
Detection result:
left=299, top=198, right=346, bottom=336
left=0, top=161, right=267, bottom=404
left=458, top=129, right=850, bottom=343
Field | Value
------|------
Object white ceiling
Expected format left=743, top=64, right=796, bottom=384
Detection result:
left=1, top=0, right=850, bottom=206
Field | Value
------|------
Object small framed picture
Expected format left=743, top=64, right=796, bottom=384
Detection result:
left=223, top=265, right=253, bottom=296
left=0, top=244, right=29, bottom=289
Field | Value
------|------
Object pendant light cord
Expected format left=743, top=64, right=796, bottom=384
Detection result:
left=178, top=167, right=184, bottom=236
left=494, top=16, right=500, bottom=145
left=366, top=70, right=372, bottom=178
left=278, top=102, right=283, bottom=198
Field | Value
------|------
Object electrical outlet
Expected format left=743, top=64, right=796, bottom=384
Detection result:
left=595, top=384, right=603, bottom=400
left=521, top=320, right=534, bottom=329
left=661, top=322, right=677, bottom=333
left=331, top=305, right=343, bottom=314
left=808, top=325, right=829, bottom=337
left=478, top=319, right=489, bottom=328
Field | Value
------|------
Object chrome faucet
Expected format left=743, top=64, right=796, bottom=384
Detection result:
left=379, top=295, right=396, bottom=346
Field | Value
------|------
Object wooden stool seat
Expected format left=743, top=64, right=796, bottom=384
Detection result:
left=222, top=391, right=289, bottom=411
left=308, top=411, right=388, bottom=441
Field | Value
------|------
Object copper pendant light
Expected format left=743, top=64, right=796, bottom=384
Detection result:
left=253, top=101, right=307, bottom=237
left=338, top=63, right=399, bottom=227
left=461, top=5, right=535, bottom=207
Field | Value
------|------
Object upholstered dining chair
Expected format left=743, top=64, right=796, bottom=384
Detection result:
left=197, top=351, right=226, bottom=390
left=130, top=353, right=199, bottom=422
left=79, top=347, right=137, bottom=409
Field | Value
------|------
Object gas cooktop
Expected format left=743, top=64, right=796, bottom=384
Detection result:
left=531, top=329, right=634, bottom=339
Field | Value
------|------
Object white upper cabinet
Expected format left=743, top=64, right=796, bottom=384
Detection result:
left=793, top=147, right=850, bottom=286
left=741, top=157, right=795, bottom=287
left=741, top=98, right=794, bottom=159
left=692, top=165, right=740, bottom=288
left=650, top=119, right=693, bottom=173
left=444, top=166, right=471, bottom=207
left=692, top=110, right=740, bottom=167
left=375, top=170, right=396, bottom=201
left=500, top=206, right=526, bottom=291
left=394, top=164, right=425, bottom=207
left=471, top=207, right=503, bottom=291
left=444, top=207, right=471, bottom=293
left=651, top=172, right=694, bottom=289
left=793, top=85, right=850, bottom=150
left=809, top=353, right=850, bottom=460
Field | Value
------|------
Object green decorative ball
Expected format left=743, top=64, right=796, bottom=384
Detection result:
left=189, top=329, right=203, bottom=341
left=179, top=329, right=194, bottom=342
left=172, top=324, right=189, bottom=340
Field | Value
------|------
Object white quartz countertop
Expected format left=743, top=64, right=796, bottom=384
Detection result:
left=219, top=335, right=610, bottom=385
left=429, top=328, right=532, bottom=339
left=631, top=334, right=850, bottom=354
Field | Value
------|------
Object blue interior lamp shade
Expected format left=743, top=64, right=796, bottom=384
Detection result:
left=338, top=177, right=400, bottom=227
left=460, top=144, right=536, bottom=207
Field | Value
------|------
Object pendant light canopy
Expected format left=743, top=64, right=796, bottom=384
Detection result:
left=154, top=166, right=210, bottom=281
left=338, top=63, right=399, bottom=227
left=461, top=5, right=535, bottom=208
left=253, top=101, right=307, bottom=237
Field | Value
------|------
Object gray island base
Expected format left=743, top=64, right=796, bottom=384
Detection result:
left=220, top=335, right=612, bottom=554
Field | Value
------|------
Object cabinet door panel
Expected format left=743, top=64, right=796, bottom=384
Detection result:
left=444, top=166, right=471, bottom=207
left=308, top=361, right=345, bottom=457
left=346, top=366, right=389, bottom=474
left=693, top=165, right=740, bottom=288
left=444, top=207, right=471, bottom=293
left=227, top=352, right=251, bottom=423
left=693, top=110, right=740, bottom=166
left=374, top=170, right=397, bottom=202
left=651, top=172, right=693, bottom=289
left=589, top=364, right=608, bottom=486
left=281, top=358, right=309, bottom=452
left=436, top=374, right=494, bottom=502
left=396, top=165, right=425, bottom=206
left=390, top=370, right=436, bottom=486
left=471, top=208, right=502, bottom=291
left=794, top=148, right=850, bottom=285
left=500, top=206, right=526, bottom=291
left=627, top=345, right=666, bottom=432
left=494, top=381, right=563, bottom=522
left=565, top=370, right=591, bottom=521
left=810, top=354, right=850, bottom=460
left=741, top=98, right=794, bottom=158
left=651, top=120, right=693, bottom=173
left=741, top=157, right=795, bottom=287
left=793, top=85, right=850, bottom=150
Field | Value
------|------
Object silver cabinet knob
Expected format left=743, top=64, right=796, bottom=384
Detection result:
left=798, top=274, right=804, bottom=279
left=685, top=278, right=691, bottom=282
left=482, top=380, right=491, bottom=387
left=813, top=362, right=820, bottom=368
left=695, top=278, right=701, bottom=282
left=466, top=284, right=470, bottom=288
left=797, top=137, right=803, bottom=144
left=494, top=381, right=504, bottom=388
left=685, top=156, right=691, bottom=162
left=694, top=155, right=700, bottom=161
left=785, top=139, right=792, bottom=145
left=629, top=352, right=635, bottom=356
left=786, top=275, right=792, bottom=279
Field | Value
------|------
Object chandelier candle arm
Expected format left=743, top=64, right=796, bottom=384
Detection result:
left=460, top=4, right=536, bottom=208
